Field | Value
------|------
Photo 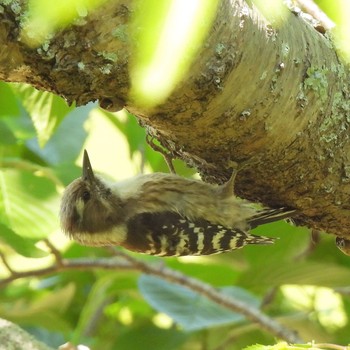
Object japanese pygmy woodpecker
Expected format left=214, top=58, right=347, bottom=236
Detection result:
left=60, top=150, right=295, bottom=256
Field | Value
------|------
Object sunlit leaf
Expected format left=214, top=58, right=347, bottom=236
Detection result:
left=0, top=284, right=75, bottom=332
left=316, top=0, right=350, bottom=60
left=0, top=169, right=59, bottom=239
left=0, top=223, right=47, bottom=258
left=22, top=0, right=109, bottom=46
left=166, top=260, right=239, bottom=286
left=239, top=222, right=350, bottom=289
left=26, top=103, right=92, bottom=165
left=115, top=325, right=188, bottom=350
left=72, top=274, right=119, bottom=343
left=10, top=84, right=75, bottom=147
left=0, top=82, right=20, bottom=116
left=130, top=0, right=219, bottom=106
left=0, top=121, right=17, bottom=145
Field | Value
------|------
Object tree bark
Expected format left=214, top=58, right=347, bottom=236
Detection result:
left=1, top=0, right=350, bottom=238
left=0, top=318, right=55, bottom=350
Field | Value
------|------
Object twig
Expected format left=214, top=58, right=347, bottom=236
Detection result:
left=0, top=251, right=15, bottom=274
left=0, top=248, right=302, bottom=343
left=293, top=0, right=335, bottom=30
left=0, top=257, right=133, bottom=287
left=44, top=239, right=64, bottom=267
left=109, top=248, right=302, bottom=343
left=146, top=135, right=176, bottom=174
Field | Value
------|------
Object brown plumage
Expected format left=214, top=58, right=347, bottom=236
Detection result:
left=60, top=151, right=295, bottom=256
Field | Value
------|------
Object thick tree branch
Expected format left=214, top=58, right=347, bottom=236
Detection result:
left=1, top=1, right=350, bottom=236
left=0, top=247, right=302, bottom=343
left=0, top=318, right=55, bottom=350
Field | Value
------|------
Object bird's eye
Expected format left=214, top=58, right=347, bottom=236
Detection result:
left=82, top=190, right=91, bottom=202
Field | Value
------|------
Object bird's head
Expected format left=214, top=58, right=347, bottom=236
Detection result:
left=60, top=150, right=125, bottom=237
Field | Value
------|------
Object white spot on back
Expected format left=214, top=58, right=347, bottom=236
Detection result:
left=193, top=227, right=201, bottom=234
left=111, top=174, right=151, bottom=199
left=156, top=235, right=169, bottom=256
left=212, top=231, right=226, bottom=251
left=197, top=232, right=204, bottom=251
left=229, top=236, right=240, bottom=249
left=175, top=231, right=189, bottom=256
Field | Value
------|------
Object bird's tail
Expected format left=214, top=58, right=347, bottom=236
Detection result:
left=248, top=208, right=296, bottom=229
left=244, top=233, right=276, bottom=245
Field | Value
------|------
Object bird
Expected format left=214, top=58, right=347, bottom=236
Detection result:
left=59, top=150, right=295, bottom=256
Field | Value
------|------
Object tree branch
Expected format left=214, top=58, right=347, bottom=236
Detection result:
left=2, top=0, right=350, bottom=236
left=0, top=247, right=302, bottom=343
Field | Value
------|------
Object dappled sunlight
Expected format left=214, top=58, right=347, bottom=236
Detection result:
left=22, top=0, right=108, bottom=46
left=316, top=0, right=350, bottom=60
left=281, top=285, right=347, bottom=331
left=130, top=0, right=219, bottom=107
left=152, top=312, right=173, bottom=329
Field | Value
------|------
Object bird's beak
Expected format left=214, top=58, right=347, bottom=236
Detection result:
left=82, top=150, right=95, bottom=183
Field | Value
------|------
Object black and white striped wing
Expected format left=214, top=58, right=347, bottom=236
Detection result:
left=248, top=208, right=296, bottom=228
left=124, top=212, right=275, bottom=257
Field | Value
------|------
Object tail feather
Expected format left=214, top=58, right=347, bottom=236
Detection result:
left=244, top=234, right=276, bottom=245
left=248, top=208, right=296, bottom=229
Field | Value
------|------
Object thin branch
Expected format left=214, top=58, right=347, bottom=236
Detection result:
left=106, top=248, right=303, bottom=343
left=334, top=287, right=350, bottom=296
left=294, top=0, right=335, bottom=30
left=44, top=239, right=64, bottom=267
left=0, top=257, right=133, bottom=287
left=146, top=135, right=176, bottom=174
left=0, top=248, right=302, bottom=343
left=0, top=251, right=15, bottom=274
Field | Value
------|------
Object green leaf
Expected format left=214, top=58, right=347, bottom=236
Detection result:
left=26, top=103, right=92, bottom=165
left=24, top=0, right=109, bottom=46
left=0, top=121, right=17, bottom=145
left=0, top=223, right=47, bottom=258
left=102, top=110, right=196, bottom=175
left=0, top=283, right=75, bottom=332
left=165, top=260, right=239, bottom=286
left=102, top=110, right=146, bottom=157
left=72, top=274, right=119, bottom=343
left=115, top=325, right=188, bottom=350
left=0, top=169, right=59, bottom=239
left=243, top=345, right=270, bottom=350
left=0, top=82, right=20, bottom=117
left=240, top=260, right=350, bottom=289
left=10, top=83, right=75, bottom=147
left=238, top=222, right=350, bottom=289
left=138, top=274, right=260, bottom=331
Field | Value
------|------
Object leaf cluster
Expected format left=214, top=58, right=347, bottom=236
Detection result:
left=1, top=82, right=350, bottom=349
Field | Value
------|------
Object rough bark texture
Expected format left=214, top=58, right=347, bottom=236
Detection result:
left=1, top=0, right=350, bottom=237
left=0, top=318, right=55, bottom=350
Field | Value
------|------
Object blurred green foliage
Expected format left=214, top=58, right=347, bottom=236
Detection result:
left=316, top=0, right=350, bottom=59
left=22, top=0, right=109, bottom=47
left=1, top=1, right=350, bottom=349
left=0, top=80, right=350, bottom=350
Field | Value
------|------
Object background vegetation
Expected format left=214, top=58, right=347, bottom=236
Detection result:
left=1, top=1, right=350, bottom=349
